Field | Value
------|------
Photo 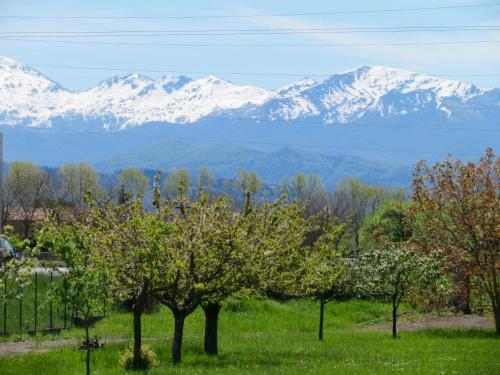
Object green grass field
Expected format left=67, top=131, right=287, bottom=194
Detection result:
left=0, top=298, right=498, bottom=374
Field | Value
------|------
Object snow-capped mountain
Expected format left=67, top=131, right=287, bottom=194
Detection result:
left=0, top=55, right=498, bottom=130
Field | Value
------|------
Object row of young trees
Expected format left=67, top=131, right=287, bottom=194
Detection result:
left=2, top=149, right=497, bottom=374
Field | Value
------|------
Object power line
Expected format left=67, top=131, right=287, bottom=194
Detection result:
left=0, top=125, right=487, bottom=157
left=0, top=3, right=498, bottom=19
left=2, top=37, right=499, bottom=47
left=3, top=26, right=500, bottom=33
left=2, top=26, right=500, bottom=37
left=25, top=62, right=500, bottom=78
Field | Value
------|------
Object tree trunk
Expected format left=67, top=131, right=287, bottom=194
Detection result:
left=492, top=295, right=500, bottom=335
left=392, top=298, right=397, bottom=339
left=318, top=299, right=325, bottom=341
left=132, top=302, right=142, bottom=367
left=85, top=324, right=90, bottom=375
left=172, top=311, right=185, bottom=364
left=203, top=302, right=221, bottom=355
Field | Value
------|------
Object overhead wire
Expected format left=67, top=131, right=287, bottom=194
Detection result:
left=0, top=3, right=499, bottom=19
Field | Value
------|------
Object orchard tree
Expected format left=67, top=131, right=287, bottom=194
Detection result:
left=195, top=195, right=246, bottom=356
left=249, top=198, right=309, bottom=298
left=413, top=148, right=500, bottom=333
left=150, top=195, right=229, bottom=363
left=303, top=221, right=348, bottom=340
left=90, top=194, right=168, bottom=369
left=36, top=213, right=110, bottom=375
left=353, top=243, right=446, bottom=338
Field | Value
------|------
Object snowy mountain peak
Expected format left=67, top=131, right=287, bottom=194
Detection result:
left=160, top=75, right=192, bottom=93
left=278, top=77, right=318, bottom=96
left=97, top=73, right=155, bottom=90
left=0, top=55, right=497, bottom=130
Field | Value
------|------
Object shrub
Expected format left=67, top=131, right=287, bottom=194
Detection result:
left=119, top=345, right=159, bottom=370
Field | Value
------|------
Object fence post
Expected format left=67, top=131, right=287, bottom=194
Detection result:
left=3, top=278, right=6, bottom=335
left=34, top=272, right=38, bottom=334
left=63, top=278, right=67, bottom=330
left=19, top=295, right=22, bottom=332
left=103, top=298, right=106, bottom=317
left=49, top=271, right=53, bottom=330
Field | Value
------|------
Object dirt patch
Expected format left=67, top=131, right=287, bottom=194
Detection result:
left=363, top=314, right=493, bottom=332
left=0, top=338, right=129, bottom=357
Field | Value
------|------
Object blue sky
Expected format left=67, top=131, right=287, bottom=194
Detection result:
left=1, top=0, right=499, bottom=90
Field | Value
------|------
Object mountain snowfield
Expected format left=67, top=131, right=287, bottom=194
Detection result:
left=0, top=55, right=498, bottom=130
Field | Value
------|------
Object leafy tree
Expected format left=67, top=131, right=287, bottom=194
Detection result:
left=0, top=226, right=33, bottom=297
left=353, top=243, right=446, bottom=338
left=197, top=167, right=216, bottom=196
left=413, top=148, right=500, bottom=333
left=1, top=180, right=16, bottom=230
left=235, top=170, right=262, bottom=213
left=57, top=163, right=100, bottom=215
left=163, top=169, right=191, bottom=201
left=117, top=168, right=149, bottom=199
left=249, top=198, right=309, bottom=298
left=360, top=200, right=413, bottom=248
left=290, top=173, right=328, bottom=218
left=90, top=194, right=167, bottom=369
left=331, top=179, right=401, bottom=253
left=303, top=221, right=348, bottom=340
left=6, top=161, right=51, bottom=237
left=36, top=213, right=110, bottom=375
left=151, top=192, right=244, bottom=364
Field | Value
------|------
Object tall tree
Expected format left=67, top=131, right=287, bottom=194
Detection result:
left=163, top=169, right=191, bottom=202
left=413, top=148, right=500, bottom=333
left=332, top=179, right=398, bottom=253
left=57, top=163, right=100, bottom=215
left=6, top=161, right=51, bottom=238
left=197, top=167, right=216, bottom=196
left=117, top=168, right=149, bottom=199
left=235, top=170, right=262, bottom=213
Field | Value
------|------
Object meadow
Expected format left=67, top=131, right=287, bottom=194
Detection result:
left=0, top=298, right=497, bottom=374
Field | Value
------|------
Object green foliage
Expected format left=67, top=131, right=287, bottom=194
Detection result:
left=163, top=169, right=191, bottom=201
left=119, top=344, right=158, bottom=370
left=0, top=226, right=34, bottom=297
left=36, top=218, right=110, bottom=321
left=302, top=221, right=348, bottom=299
left=247, top=198, right=309, bottom=298
left=117, top=168, right=149, bottom=199
left=360, top=200, right=413, bottom=248
left=57, top=162, right=101, bottom=214
left=354, top=243, right=448, bottom=300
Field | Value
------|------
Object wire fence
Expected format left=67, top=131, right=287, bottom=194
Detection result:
left=0, top=271, right=107, bottom=335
